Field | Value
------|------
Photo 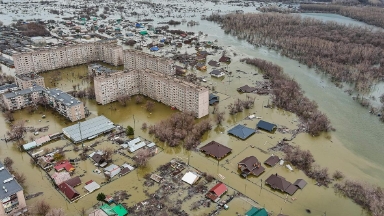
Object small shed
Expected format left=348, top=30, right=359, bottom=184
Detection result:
left=228, top=125, right=256, bottom=140
left=264, top=155, right=280, bottom=167
left=84, top=181, right=100, bottom=193
left=256, top=120, right=277, bottom=133
left=182, top=172, right=199, bottom=185
left=293, top=179, right=307, bottom=189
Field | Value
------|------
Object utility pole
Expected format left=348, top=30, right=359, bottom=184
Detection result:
left=78, top=121, right=84, bottom=150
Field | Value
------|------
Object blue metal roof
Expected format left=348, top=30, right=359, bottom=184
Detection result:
left=228, top=124, right=255, bottom=140
left=256, top=120, right=277, bottom=132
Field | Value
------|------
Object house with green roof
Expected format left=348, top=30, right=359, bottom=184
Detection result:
left=245, top=207, right=268, bottom=216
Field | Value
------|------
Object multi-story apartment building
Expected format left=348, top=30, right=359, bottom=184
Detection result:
left=15, top=73, right=45, bottom=90
left=43, top=88, right=85, bottom=122
left=123, top=49, right=175, bottom=75
left=2, top=86, right=85, bottom=122
left=0, top=162, right=27, bottom=215
left=2, top=85, right=44, bottom=110
left=13, top=40, right=123, bottom=74
left=94, top=70, right=139, bottom=105
left=94, top=69, right=209, bottom=118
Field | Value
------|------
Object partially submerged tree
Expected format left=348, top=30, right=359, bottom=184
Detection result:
left=117, top=95, right=131, bottom=107
left=97, top=193, right=106, bottom=202
left=33, top=199, right=51, bottom=216
left=133, top=148, right=151, bottom=167
left=135, top=95, right=144, bottom=104
left=145, top=101, right=155, bottom=112
left=126, top=126, right=134, bottom=136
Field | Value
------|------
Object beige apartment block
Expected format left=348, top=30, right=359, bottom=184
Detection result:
left=43, top=88, right=85, bottom=122
left=0, top=162, right=28, bottom=216
left=94, top=69, right=209, bottom=118
left=13, top=40, right=122, bottom=75
left=2, top=86, right=85, bottom=122
left=2, top=86, right=44, bottom=110
left=123, top=49, right=176, bottom=75
left=94, top=70, right=139, bottom=105
left=15, top=73, right=45, bottom=90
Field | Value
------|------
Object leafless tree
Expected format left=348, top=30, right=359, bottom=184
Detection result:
left=102, top=147, right=113, bottom=162
left=145, top=101, right=155, bottom=112
left=46, top=208, right=66, bottom=216
left=33, top=199, right=51, bottom=216
left=134, top=148, right=151, bottom=167
left=215, top=111, right=225, bottom=125
left=117, top=95, right=131, bottom=106
left=135, top=95, right=144, bottom=104
left=141, top=122, right=147, bottom=130
left=6, top=120, right=27, bottom=141
left=333, top=170, right=344, bottom=180
left=3, top=111, right=14, bottom=122
left=3, top=157, right=13, bottom=170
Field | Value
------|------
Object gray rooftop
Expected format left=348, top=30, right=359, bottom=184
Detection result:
left=3, top=85, right=44, bottom=99
left=0, top=83, right=17, bottom=91
left=89, top=64, right=117, bottom=74
left=0, top=162, right=23, bottom=200
left=62, top=115, right=115, bottom=143
left=45, top=88, right=82, bottom=107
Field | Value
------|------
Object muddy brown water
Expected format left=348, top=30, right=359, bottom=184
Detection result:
left=0, top=15, right=383, bottom=216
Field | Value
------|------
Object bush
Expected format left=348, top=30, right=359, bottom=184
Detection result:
left=333, top=170, right=344, bottom=180
left=97, top=193, right=106, bottom=201
left=126, top=126, right=134, bottom=136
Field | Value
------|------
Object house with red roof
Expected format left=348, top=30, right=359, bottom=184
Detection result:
left=58, top=176, right=81, bottom=201
left=54, top=160, right=75, bottom=172
left=206, top=182, right=227, bottom=202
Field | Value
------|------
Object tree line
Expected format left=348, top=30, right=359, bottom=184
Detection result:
left=207, top=13, right=384, bottom=92
left=148, top=112, right=212, bottom=149
left=300, top=4, right=384, bottom=29
left=241, top=58, right=331, bottom=136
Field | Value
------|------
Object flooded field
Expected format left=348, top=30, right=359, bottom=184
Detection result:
left=0, top=0, right=384, bottom=215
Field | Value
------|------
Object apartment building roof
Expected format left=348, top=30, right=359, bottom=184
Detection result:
left=0, top=162, right=23, bottom=199
left=45, top=88, right=82, bottom=107
left=89, top=64, right=118, bottom=74
left=0, top=83, right=17, bottom=91
left=3, top=85, right=44, bottom=99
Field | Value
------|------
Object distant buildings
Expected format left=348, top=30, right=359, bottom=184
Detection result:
left=2, top=86, right=85, bottom=122
left=13, top=39, right=123, bottom=75
left=0, top=162, right=27, bottom=215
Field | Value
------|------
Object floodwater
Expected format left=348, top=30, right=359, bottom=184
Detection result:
left=0, top=4, right=383, bottom=216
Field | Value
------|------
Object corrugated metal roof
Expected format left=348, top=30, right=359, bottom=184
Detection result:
left=62, top=115, right=115, bottom=143
left=128, top=141, right=146, bottom=153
